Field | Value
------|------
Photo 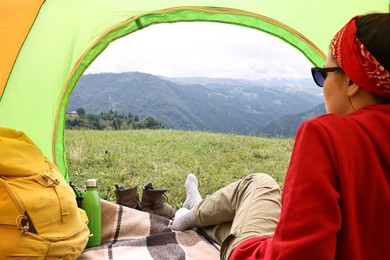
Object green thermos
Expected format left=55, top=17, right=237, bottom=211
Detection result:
left=82, top=179, right=102, bottom=247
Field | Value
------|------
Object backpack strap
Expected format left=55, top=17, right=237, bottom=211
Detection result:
left=30, top=172, right=70, bottom=224
left=46, top=160, right=70, bottom=223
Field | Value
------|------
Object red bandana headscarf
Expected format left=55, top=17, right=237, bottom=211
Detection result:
left=331, top=16, right=390, bottom=97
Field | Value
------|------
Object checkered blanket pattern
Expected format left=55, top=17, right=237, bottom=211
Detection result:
left=78, top=200, right=220, bottom=260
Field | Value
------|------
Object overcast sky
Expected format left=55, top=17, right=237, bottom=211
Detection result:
left=85, top=22, right=316, bottom=80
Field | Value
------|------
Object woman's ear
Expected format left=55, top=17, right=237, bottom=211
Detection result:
left=346, top=78, right=359, bottom=97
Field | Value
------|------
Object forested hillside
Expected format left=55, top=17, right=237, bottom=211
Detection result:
left=259, top=103, right=326, bottom=137
left=68, top=72, right=324, bottom=136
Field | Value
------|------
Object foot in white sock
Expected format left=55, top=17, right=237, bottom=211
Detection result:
left=183, top=173, right=202, bottom=209
left=172, top=208, right=195, bottom=231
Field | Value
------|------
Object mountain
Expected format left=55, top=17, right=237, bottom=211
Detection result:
left=68, top=72, right=324, bottom=135
left=259, top=103, right=327, bottom=137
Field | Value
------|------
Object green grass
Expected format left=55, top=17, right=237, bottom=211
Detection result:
left=65, top=129, right=293, bottom=210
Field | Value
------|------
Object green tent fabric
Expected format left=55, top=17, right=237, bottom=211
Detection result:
left=0, top=0, right=388, bottom=181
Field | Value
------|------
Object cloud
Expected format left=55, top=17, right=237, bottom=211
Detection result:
left=85, top=22, right=315, bottom=80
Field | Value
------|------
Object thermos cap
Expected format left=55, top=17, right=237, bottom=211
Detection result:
left=86, top=179, right=98, bottom=188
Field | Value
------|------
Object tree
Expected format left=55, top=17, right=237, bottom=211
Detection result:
left=144, top=116, right=164, bottom=129
left=65, top=110, right=164, bottom=130
left=76, top=107, right=85, bottom=116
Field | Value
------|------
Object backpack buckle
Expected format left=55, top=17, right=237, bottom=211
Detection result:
left=43, top=175, right=60, bottom=185
left=16, top=212, right=37, bottom=235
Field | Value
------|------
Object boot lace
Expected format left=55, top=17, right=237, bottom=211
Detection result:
left=160, top=193, right=169, bottom=203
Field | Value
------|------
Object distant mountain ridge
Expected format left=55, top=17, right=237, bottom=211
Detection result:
left=68, top=72, right=324, bottom=136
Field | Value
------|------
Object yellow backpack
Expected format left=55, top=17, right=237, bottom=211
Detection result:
left=0, top=127, right=90, bottom=259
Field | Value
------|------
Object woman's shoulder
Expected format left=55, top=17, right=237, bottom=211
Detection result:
left=299, top=104, right=390, bottom=133
left=300, top=113, right=347, bottom=129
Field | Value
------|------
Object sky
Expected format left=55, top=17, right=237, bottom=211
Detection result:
left=85, top=22, right=317, bottom=80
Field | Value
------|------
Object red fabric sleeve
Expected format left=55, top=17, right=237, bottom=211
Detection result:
left=272, top=119, right=342, bottom=259
left=230, top=237, right=273, bottom=260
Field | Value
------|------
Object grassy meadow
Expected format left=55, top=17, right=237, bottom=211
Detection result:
left=65, top=129, right=294, bottom=209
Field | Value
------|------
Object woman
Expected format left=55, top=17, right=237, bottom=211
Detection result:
left=173, top=13, right=390, bottom=259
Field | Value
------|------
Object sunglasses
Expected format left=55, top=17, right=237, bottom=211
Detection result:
left=311, top=67, right=342, bottom=87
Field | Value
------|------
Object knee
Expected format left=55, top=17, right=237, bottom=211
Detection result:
left=247, top=173, right=280, bottom=190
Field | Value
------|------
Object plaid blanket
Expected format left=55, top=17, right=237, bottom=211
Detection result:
left=79, top=200, right=220, bottom=260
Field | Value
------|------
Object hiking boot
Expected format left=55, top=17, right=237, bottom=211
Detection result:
left=141, top=182, right=174, bottom=219
left=114, top=184, right=141, bottom=210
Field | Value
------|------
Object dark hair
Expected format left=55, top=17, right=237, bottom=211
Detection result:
left=356, top=13, right=390, bottom=72
left=356, top=13, right=390, bottom=102
left=374, top=95, right=390, bottom=104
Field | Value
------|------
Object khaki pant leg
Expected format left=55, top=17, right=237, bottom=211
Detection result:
left=200, top=222, right=232, bottom=245
left=193, top=173, right=281, bottom=260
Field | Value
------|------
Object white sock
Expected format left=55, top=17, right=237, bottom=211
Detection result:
left=183, top=173, right=202, bottom=209
left=172, top=207, right=195, bottom=231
